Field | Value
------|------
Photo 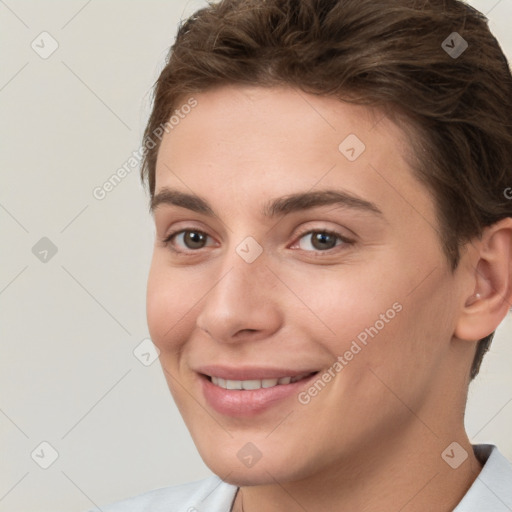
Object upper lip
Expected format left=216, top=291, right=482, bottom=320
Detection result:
left=195, top=365, right=319, bottom=381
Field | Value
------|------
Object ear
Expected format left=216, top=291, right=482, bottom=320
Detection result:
left=455, top=218, right=512, bottom=341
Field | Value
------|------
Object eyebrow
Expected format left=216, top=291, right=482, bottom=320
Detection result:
left=150, top=187, right=383, bottom=218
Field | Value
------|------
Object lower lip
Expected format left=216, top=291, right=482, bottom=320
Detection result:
left=199, top=373, right=319, bottom=417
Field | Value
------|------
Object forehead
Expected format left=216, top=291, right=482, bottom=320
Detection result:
left=154, top=85, right=435, bottom=227
left=161, top=85, right=392, bottom=162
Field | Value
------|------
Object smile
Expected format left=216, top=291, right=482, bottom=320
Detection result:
left=208, top=373, right=316, bottom=390
left=198, top=369, right=321, bottom=417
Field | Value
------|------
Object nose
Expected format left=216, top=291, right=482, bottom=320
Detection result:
left=195, top=247, right=282, bottom=344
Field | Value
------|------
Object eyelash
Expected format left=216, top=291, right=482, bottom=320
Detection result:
left=161, top=227, right=354, bottom=256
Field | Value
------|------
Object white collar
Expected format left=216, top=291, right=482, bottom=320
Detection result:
left=452, top=444, right=512, bottom=511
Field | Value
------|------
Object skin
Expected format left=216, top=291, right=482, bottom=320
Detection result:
left=146, top=85, right=512, bottom=512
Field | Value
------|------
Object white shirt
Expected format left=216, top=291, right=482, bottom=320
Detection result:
left=88, top=444, right=511, bottom=512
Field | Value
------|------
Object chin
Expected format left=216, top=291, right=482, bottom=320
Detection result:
left=196, top=440, right=314, bottom=487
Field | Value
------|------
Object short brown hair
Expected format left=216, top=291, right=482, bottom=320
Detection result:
left=141, top=0, right=512, bottom=380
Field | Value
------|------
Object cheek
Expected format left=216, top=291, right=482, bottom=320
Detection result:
left=282, top=264, right=405, bottom=358
left=146, top=261, right=203, bottom=411
left=287, top=254, right=452, bottom=392
left=146, top=259, right=198, bottom=357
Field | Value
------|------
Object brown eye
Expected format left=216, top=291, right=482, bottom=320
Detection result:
left=297, top=231, right=343, bottom=251
left=182, top=231, right=208, bottom=249
left=164, top=230, right=212, bottom=251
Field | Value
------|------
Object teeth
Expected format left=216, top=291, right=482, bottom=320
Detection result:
left=210, top=373, right=312, bottom=390
left=262, top=378, right=278, bottom=388
left=226, top=379, right=242, bottom=390
left=242, top=379, right=262, bottom=390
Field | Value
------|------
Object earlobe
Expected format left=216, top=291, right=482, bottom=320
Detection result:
left=455, top=218, right=512, bottom=342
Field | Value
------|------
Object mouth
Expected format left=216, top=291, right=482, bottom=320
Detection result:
left=205, top=372, right=318, bottom=390
left=196, top=368, right=321, bottom=417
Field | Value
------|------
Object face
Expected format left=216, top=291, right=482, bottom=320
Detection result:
left=146, top=85, right=466, bottom=486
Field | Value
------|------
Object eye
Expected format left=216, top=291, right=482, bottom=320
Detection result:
left=293, top=229, right=352, bottom=252
left=163, top=229, right=215, bottom=252
left=162, top=228, right=353, bottom=255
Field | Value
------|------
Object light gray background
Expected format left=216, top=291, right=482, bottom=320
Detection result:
left=1, top=1, right=511, bottom=511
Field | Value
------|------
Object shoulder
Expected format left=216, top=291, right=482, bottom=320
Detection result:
left=454, top=444, right=512, bottom=511
left=86, top=475, right=238, bottom=512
